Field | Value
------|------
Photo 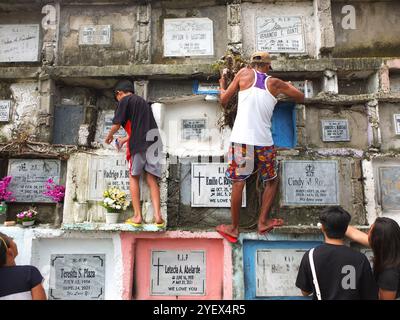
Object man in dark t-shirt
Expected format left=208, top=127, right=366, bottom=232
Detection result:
left=105, top=80, right=164, bottom=227
left=296, top=207, right=378, bottom=300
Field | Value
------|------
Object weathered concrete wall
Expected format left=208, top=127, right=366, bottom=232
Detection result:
left=332, top=1, right=400, bottom=57
left=305, top=104, right=369, bottom=149
left=59, top=4, right=138, bottom=66
left=151, top=1, right=228, bottom=64
left=241, top=1, right=317, bottom=58
left=0, top=81, right=40, bottom=141
left=378, top=103, right=400, bottom=152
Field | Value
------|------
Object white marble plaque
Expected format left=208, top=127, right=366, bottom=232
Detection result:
left=191, top=163, right=246, bottom=207
left=321, top=119, right=350, bottom=142
left=282, top=160, right=339, bottom=206
left=394, top=114, right=400, bottom=135
left=79, top=25, right=111, bottom=45
left=151, top=250, right=206, bottom=296
left=88, top=155, right=131, bottom=200
left=49, top=254, right=105, bottom=300
left=0, top=100, right=11, bottom=122
left=7, top=159, right=61, bottom=202
left=378, top=166, right=400, bottom=211
left=164, top=18, right=214, bottom=57
left=182, top=119, right=207, bottom=141
left=256, top=16, right=305, bottom=53
left=0, top=24, right=40, bottom=62
left=256, top=249, right=307, bottom=297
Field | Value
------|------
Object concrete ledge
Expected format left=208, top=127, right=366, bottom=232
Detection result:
left=0, top=67, right=41, bottom=79
left=41, top=58, right=385, bottom=80
left=61, top=222, right=166, bottom=232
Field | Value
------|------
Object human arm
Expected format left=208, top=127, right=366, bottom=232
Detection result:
left=29, top=266, right=47, bottom=300
left=270, top=78, right=305, bottom=103
left=31, top=283, right=47, bottom=300
left=345, top=226, right=370, bottom=247
left=219, top=68, right=244, bottom=106
left=377, top=269, right=399, bottom=300
left=105, top=124, right=121, bottom=144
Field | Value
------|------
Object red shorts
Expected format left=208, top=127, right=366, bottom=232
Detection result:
left=226, top=143, right=278, bottom=183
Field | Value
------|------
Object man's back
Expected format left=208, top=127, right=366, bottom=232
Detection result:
left=296, top=243, right=378, bottom=300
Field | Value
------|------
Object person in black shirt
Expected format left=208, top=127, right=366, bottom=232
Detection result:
left=346, top=217, right=400, bottom=300
left=296, top=207, right=378, bottom=300
left=105, top=80, right=164, bottom=227
left=0, top=232, right=46, bottom=300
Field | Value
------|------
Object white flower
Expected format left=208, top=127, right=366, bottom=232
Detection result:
left=116, top=205, right=121, bottom=210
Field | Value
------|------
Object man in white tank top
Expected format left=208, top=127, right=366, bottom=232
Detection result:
left=216, top=51, right=305, bottom=243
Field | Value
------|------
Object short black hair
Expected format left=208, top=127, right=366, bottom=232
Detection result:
left=319, top=206, right=351, bottom=239
left=113, top=80, right=135, bottom=100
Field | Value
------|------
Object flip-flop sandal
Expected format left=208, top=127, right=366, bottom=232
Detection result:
left=216, top=229, right=238, bottom=244
left=155, top=222, right=165, bottom=228
left=258, top=218, right=284, bottom=235
left=125, top=219, right=143, bottom=227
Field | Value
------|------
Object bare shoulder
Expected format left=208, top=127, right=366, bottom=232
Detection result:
left=236, top=66, right=252, bottom=77
left=267, top=77, right=285, bottom=87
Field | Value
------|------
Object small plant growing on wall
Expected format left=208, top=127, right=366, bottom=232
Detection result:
left=43, top=178, right=65, bottom=203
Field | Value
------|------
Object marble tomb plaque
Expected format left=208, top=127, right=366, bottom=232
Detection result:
left=150, top=250, right=206, bottom=296
left=88, top=155, right=131, bottom=200
left=0, top=24, right=40, bottom=62
left=282, top=160, right=339, bottom=206
left=191, top=163, right=246, bottom=207
left=7, top=159, right=61, bottom=202
left=394, top=114, right=400, bottom=135
left=49, top=254, right=105, bottom=300
left=256, top=249, right=307, bottom=297
left=256, top=16, right=305, bottom=53
left=378, top=166, right=400, bottom=211
left=79, top=25, right=111, bottom=45
left=321, top=119, right=350, bottom=142
left=181, top=119, right=207, bottom=141
left=0, top=100, right=11, bottom=122
left=164, top=18, right=214, bottom=57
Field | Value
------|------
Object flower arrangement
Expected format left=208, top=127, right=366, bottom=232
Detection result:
left=101, top=187, right=130, bottom=213
left=0, top=176, right=15, bottom=202
left=16, top=208, right=38, bottom=223
left=43, top=178, right=65, bottom=203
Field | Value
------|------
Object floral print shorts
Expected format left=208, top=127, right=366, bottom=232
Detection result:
left=226, top=143, right=278, bottom=183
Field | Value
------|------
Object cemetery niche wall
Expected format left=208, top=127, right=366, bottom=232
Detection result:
left=1, top=0, right=400, bottom=301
